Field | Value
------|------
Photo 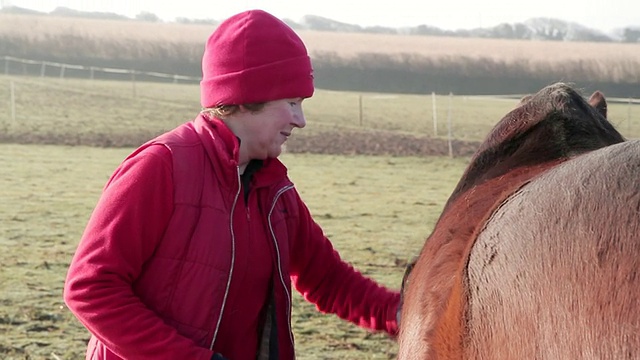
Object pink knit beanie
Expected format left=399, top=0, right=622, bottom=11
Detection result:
left=200, top=10, right=315, bottom=108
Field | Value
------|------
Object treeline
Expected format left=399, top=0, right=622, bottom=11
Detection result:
left=294, top=15, right=640, bottom=43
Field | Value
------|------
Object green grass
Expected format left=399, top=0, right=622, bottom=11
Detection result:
left=0, top=143, right=469, bottom=359
left=1, top=74, right=639, bottom=359
left=2, top=75, right=638, bottom=146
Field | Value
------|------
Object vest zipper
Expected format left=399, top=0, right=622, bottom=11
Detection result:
left=209, top=167, right=242, bottom=350
left=267, top=184, right=296, bottom=349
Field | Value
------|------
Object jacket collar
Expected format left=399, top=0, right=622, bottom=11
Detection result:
left=193, top=114, right=289, bottom=190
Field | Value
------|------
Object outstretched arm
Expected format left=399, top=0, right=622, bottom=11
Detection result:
left=289, top=191, right=400, bottom=336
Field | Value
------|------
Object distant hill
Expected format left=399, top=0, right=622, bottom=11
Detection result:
left=1, top=5, right=130, bottom=21
left=292, top=15, right=640, bottom=43
left=1, top=5, right=639, bottom=43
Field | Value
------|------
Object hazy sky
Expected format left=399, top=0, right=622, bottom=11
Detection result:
left=5, top=0, right=640, bottom=32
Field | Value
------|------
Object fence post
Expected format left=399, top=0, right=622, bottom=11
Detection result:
left=40, top=61, right=46, bottom=77
left=628, top=98, right=632, bottom=135
left=432, top=91, right=437, bottom=136
left=90, top=66, right=95, bottom=80
left=359, top=94, right=363, bottom=126
left=4, top=56, right=9, bottom=75
left=447, top=92, right=453, bottom=157
left=131, top=70, right=137, bottom=98
left=10, top=80, right=16, bottom=122
left=59, top=65, right=66, bottom=79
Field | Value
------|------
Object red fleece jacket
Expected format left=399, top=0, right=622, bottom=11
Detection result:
left=64, top=115, right=400, bottom=360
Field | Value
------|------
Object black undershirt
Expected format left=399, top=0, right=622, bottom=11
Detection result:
left=240, top=159, right=263, bottom=203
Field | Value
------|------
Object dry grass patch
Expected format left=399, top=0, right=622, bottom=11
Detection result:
left=2, top=14, right=640, bottom=83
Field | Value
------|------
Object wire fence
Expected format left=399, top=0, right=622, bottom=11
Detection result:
left=2, top=55, right=200, bottom=83
left=2, top=56, right=639, bottom=155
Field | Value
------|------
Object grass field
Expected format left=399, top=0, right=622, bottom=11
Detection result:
left=0, top=74, right=639, bottom=359
left=0, top=143, right=469, bottom=359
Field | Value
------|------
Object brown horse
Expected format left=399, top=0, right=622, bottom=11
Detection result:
left=397, top=82, right=639, bottom=359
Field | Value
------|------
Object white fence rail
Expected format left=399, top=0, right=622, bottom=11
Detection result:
left=2, top=55, right=200, bottom=83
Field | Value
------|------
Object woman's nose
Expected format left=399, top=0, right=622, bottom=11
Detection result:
left=293, top=110, right=306, bottom=128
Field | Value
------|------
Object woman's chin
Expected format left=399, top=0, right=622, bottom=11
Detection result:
left=267, top=146, right=285, bottom=158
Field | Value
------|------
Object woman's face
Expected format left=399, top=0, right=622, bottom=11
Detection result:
left=230, top=98, right=307, bottom=163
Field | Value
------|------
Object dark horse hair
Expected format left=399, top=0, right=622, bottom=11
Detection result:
left=397, top=82, right=630, bottom=359
left=447, top=84, right=623, bottom=208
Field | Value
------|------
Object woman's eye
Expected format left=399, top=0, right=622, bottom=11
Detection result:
left=288, top=98, right=303, bottom=107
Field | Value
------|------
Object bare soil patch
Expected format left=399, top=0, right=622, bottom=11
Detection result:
left=0, top=129, right=480, bottom=157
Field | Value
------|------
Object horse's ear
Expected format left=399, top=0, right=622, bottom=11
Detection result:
left=588, top=90, right=607, bottom=119
left=519, top=94, right=533, bottom=104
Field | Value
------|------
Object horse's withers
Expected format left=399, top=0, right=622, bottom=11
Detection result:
left=466, top=140, right=640, bottom=359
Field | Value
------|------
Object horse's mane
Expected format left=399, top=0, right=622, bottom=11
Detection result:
left=444, top=83, right=624, bottom=209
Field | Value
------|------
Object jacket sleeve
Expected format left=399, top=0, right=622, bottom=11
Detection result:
left=288, top=189, right=401, bottom=336
left=63, top=145, right=214, bottom=360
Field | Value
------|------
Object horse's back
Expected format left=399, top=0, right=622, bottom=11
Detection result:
left=466, top=140, right=640, bottom=359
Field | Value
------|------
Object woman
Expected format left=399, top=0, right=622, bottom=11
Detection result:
left=64, top=9, right=400, bottom=360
